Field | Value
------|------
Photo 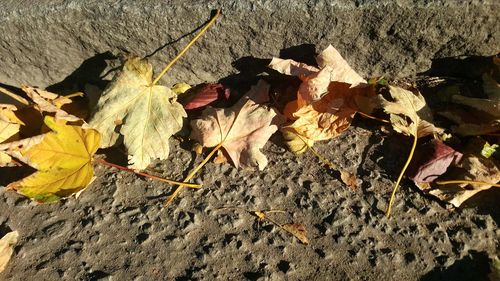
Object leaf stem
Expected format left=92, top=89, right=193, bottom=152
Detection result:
left=436, top=180, right=500, bottom=187
left=93, top=158, right=200, bottom=188
left=385, top=134, right=418, bottom=218
left=357, top=111, right=390, bottom=123
left=293, top=130, right=337, bottom=170
left=0, top=86, right=30, bottom=106
left=151, top=9, right=221, bottom=85
left=165, top=142, right=224, bottom=206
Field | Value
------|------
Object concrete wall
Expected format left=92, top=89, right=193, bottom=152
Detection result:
left=0, top=0, right=498, bottom=88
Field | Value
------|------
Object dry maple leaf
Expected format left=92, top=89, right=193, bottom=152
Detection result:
left=7, top=116, right=100, bottom=203
left=289, top=82, right=364, bottom=140
left=22, top=86, right=82, bottom=122
left=88, top=57, right=187, bottom=170
left=0, top=105, right=22, bottom=144
left=190, top=80, right=284, bottom=170
left=269, top=44, right=366, bottom=105
left=282, top=82, right=373, bottom=153
left=0, top=230, right=18, bottom=273
left=376, top=86, right=442, bottom=138
left=429, top=153, right=500, bottom=207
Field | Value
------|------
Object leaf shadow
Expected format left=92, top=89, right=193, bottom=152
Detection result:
left=46, top=51, right=117, bottom=95
left=144, top=9, right=221, bottom=59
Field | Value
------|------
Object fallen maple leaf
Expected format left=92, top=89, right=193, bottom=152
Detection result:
left=88, top=57, right=187, bottom=170
left=430, top=153, right=500, bottom=207
left=375, top=86, right=442, bottom=138
left=22, top=86, right=83, bottom=122
left=285, top=82, right=365, bottom=143
left=7, top=116, right=101, bottom=203
left=408, top=140, right=463, bottom=185
left=375, top=86, right=443, bottom=217
left=0, top=230, right=18, bottom=273
left=190, top=80, right=283, bottom=170
left=270, top=45, right=366, bottom=106
left=0, top=105, right=21, bottom=144
left=181, top=83, right=230, bottom=110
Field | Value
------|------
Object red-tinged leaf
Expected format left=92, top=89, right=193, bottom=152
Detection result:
left=408, top=139, right=463, bottom=184
left=182, top=83, right=230, bottom=110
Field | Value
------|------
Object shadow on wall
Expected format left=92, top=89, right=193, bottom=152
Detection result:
left=420, top=250, right=493, bottom=281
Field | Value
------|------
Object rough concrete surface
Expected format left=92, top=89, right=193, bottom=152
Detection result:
left=0, top=1, right=499, bottom=280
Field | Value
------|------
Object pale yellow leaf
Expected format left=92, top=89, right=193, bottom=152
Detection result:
left=88, top=57, right=187, bottom=170
left=281, top=127, right=314, bottom=154
left=171, top=82, right=192, bottom=95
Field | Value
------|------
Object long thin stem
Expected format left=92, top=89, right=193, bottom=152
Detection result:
left=93, top=158, right=200, bottom=188
left=385, top=133, right=418, bottom=218
left=0, top=86, right=30, bottom=106
left=436, top=180, right=500, bottom=187
left=151, top=9, right=221, bottom=85
left=357, top=111, right=390, bottom=123
left=165, top=142, right=224, bottom=206
left=292, top=130, right=337, bottom=170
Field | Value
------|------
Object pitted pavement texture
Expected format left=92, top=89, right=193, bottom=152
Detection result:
left=0, top=1, right=499, bottom=280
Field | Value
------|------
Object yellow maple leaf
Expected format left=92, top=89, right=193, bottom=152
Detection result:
left=7, top=116, right=101, bottom=203
left=88, top=57, right=187, bottom=170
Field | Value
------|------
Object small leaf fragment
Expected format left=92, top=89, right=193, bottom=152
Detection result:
left=340, top=170, right=358, bottom=191
left=281, top=223, right=309, bottom=245
left=0, top=230, right=19, bottom=273
left=172, top=82, right=192, bottom=95
left=481, top=142, right=499, bottom=158
left=490, top=255, right=500, bottom=281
